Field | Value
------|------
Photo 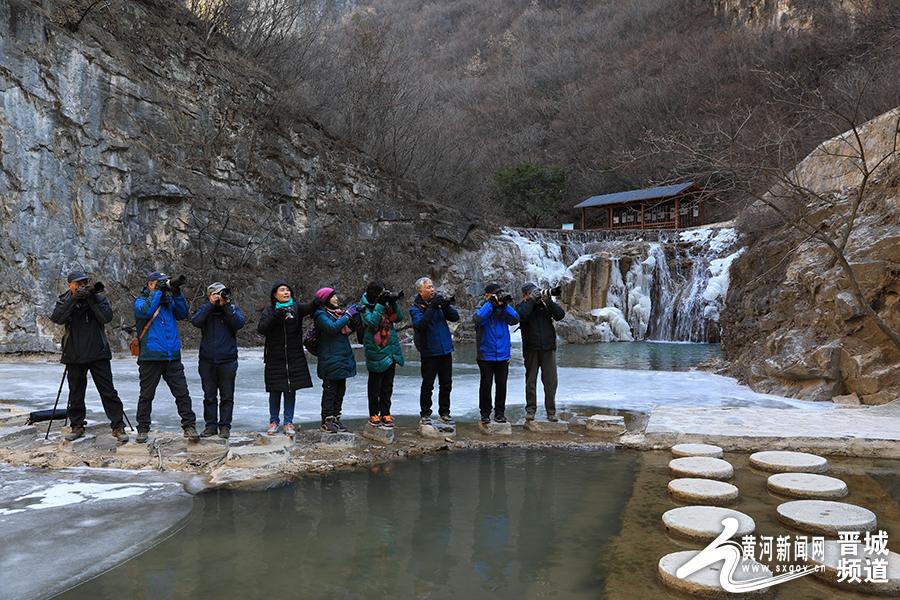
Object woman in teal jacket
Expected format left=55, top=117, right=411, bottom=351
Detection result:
left=313, top=287, right=358, bottom=433
left=360, top=281, right=405, bottom=428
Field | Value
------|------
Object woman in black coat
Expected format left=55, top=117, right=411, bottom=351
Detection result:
left=257, top=280, right=315, bottom=436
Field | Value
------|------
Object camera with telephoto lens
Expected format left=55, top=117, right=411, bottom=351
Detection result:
left=219, top=287, right=231, bottom=302
left=92, top=281, right=105, bottom=294
left=434, top=293, right=454, bottom=306
left=493, top=291, right=513, bottom=305
left=540, top=286, right=562, bottom=297
left=158, top=275, right=186, bottom=293
left=381, top=289, right=404, bottom=304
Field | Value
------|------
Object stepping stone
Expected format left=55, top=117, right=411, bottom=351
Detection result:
left=419, top=423, right=455, bottom=439
left=479, top=421, right=512, bottom=436
left=749, top=450, right=828, bottom=473
left=361, top=425, right=395, bottom=445
left=767, top=473, right=848, bottom=499
left=668, top=478, right=739, bottom=506
left=669, top=457, right=734, bottom=481
left=59, top=434, right=97, bottom=451
left=586, top=414, right=625, bottom=434
left=659, top=550, right=772, bottom=596
left=524, top=420, right=569, bottom=434
left=777, top=500, right=877, bottom=535
left=662, top=506, right=755, bottom=541
left=226, top=444, right=289, bottom=468
left=671, top=443, right=723, bottom=458
left=316, top=432, right=356, bottom=448
left=187, top=437, right=229, bottom=454
left=559, top=411, right=587, bottom=426
left=807, top=541, right=900, bottom=596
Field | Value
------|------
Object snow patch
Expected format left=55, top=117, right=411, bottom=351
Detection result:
left=0, top=482, right=173, bottom=515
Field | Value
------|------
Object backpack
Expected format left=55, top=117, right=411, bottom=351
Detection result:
left=303, top=325, right=318, bottom=356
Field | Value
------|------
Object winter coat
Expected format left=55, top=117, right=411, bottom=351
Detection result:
left=409, top=294, right=459, bottom=357
left=257, top=280, right=314, bottom=392
left=473, top=301, right=519, bottom=362
left=134, top=288, right=189, bottom=362
left=190, top=301, right=246, bottom=363
left=515, top=297, right=565, bottom=352
left=313, top=308, right=357, bottom=380
left=360, top=292, right=405, bottom=373
left=50, top=291, right=113, bottom=364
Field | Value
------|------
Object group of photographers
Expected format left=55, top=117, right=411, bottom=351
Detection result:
left=50, top=270, right=564, bottom=443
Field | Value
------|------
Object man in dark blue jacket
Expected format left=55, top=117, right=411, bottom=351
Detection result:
left=134, top=271, right=198, bottom=442
left=410, top=276, right=459, bottom=425
left=473, top=283, right=519, bottom=424
left=190, top=281, right=245, bottom=439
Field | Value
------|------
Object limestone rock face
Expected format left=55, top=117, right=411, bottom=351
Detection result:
left=722, top=108, right=900, bottom=404
left=0, top=0, right=476, bottom=353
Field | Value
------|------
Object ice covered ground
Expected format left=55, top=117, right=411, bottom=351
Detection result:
left=0, top=465, right=193, bottom=600
left=0, top=346, right=829, bottom=431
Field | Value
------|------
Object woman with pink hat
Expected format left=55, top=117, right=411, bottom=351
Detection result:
left=312, top=287, right=359, bottom=433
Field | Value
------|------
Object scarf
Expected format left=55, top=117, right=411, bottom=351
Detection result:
left=325, top=306, right=352, bottom=335
left=275, top=298, right=294, bottom=310
left=373, top=305, right=398, bottom=348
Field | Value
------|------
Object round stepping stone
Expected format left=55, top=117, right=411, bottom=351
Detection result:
left=777, top=500, right=877, bottom=535
left=671, top=443, right=723, bottom=458
left=749, top=450, right=827, bottom=473
left=808, top=541, right=900, bottom=596
left=669, top=457, right=733, bottom=481
left=668, top=478, right=739, bottom=506
left=767, top=473, right=848, bottom=499
left=659, top=550, right=772, bottom=595
left=663, top=506, right=755, bottom=541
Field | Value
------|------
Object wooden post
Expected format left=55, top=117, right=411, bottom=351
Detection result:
left=640, top=202, right=645, bottom=229
left=675, top=197, right=680, bottom=229
left=607, top=206, right=612, bottom=230
left=700, top=199, right=705, bottom=226
left=581, top=208, right=586, bottom=230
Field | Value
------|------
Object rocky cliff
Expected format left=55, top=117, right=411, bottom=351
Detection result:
left=0, top=0, right=478, bottom=353
left=722, top=108, right=900, bottom=405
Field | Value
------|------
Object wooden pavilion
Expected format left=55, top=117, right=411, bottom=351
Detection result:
left=575, top=181, right=704, bottom=230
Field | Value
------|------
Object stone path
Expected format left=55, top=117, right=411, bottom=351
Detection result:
left=669, top=457, right=733, bottom=480
left=658, top=550, right=772, bottom=596
left=668, top=478, right=739, bottom=505
left=808, top=541, right=900, bottom=596
left=776, top=500, right=878, bottom=536
left=662, top=506, right=755, bottom=541
left=766, top=473, right=848, bottom=499
left=749, top=451, right=828, bottom=473
left=671, top=443, right=723, bottom=458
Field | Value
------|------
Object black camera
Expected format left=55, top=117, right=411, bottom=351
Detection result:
left=541, top=286, right=562, bottom=297
left=92, top=281, right=105, bottom=294
left=379, top=289, right=405, bottom=304
left=219, top=287, right=231, bottom=302
left=158, top=275, right=186, bottom=293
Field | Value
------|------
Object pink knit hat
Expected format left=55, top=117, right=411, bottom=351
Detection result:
left=315, top=287, right=335, bottom=302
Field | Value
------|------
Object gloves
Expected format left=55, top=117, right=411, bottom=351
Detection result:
left=74, top=286, right=92, bottom=300
left=160, top=293, right=171, bottom=305
left=170, top=275, right=186, bottom=295
left=429, top=295, right=442, bottom=309
left=377, top=291, right=390, bottom=305
left=345, top=304, right=358, bottom=318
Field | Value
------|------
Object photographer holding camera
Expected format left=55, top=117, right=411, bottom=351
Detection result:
left=410, top=276, right=459, bottom=426
left=190, top=281, right=245, bottom=439
left=49, top=270, right=129, bottom=443
left=516, top=282, right=566, bottom=422
left=473, top=283, right=520, bottom=424
left=359, top=281, right=405, bottom=428
left=133, top=271, right=199, bottom=442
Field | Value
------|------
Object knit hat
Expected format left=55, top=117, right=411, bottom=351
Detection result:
left=366, top=281, right=384, bottom=301
left=522, top=282, right=539, bottom=295
left=147, top=271, right=168, bottom=282
left=484, top=283, right=503, bottom=294
left=66, top=270, right=89, bottom=283
left=207, top=282, right=227, bottom=296
left=315, top=287, right=336, bottom=303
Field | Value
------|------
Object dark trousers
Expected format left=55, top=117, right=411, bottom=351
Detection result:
left=367, top=362, right=396, bottom=417
left=524, top=350, right=558, bottom=417
left=420, top=353, right=453, bottom=418
left=136, top=360, right=196, bottom=432
left=477, top=359, right=509, bottom=419
left=322, top=379, right=347, bottom=420
left=198, top=359, right=237, bottom=429
left=65, top=360, right=125, bottom=429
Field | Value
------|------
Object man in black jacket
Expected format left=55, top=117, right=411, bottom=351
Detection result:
left=49, top=270, right=128, bottom=442
left=190, top=281, right=246, bottom=439
left=515, top=282, right=565, bottom=422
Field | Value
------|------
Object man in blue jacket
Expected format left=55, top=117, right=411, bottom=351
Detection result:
left=190, top=281, right=245, bottom=439
left=473, top=283, right=519, bottom=424
left=134, top=271, right=198, bottom=442
left=410, top=276, right=459, bottom=425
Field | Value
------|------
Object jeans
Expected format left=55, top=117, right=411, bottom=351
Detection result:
left=65, top=360, right=125, bottom=429
left=198, top=359, right=237, bottom=428
left=477, top=360, right=509, bottom=419
left=367, top=362, right=396, bottom=417
left=322, top=379, right=347, bottom=420
left=420, top=353, right=453, bottom=418
left=524, top=350, right=558, bottom=417
left=136, top=360, right=196, bottom=432
left=268, top=391, right=296, bottom=425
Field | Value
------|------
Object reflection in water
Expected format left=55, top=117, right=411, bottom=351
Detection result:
left=63, top=449, right=637, bottom=600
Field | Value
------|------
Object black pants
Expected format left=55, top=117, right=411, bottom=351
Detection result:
left=65, top=360, right=125, bottom=429
left=136, top=360, right=196, bottom=432
left=420, top=353, right=452, bottom=418
left=367, top=362, right=396, bottom=417
left=321, top=379, right=347, bottom=420
left=477, top=359, right=509, bottom=419
left=198, top=359, right=237, bottom=429
left=524, top=350, right=558, bottom=417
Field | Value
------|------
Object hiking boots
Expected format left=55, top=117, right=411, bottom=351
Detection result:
left=64, top=426, right=85, bottom=442
left=368, top=415, right=382, bottom=427
left=320, top=417, right=339, bottom=434
left=111, top=427, right=129, bottom=443
left=200, top=425, right=218, bottom=438
left=136, top=430, right=149, bottom=444
left=381, top=415, right=394, bottom=428
left=183, top=426, right=200, bottom=442
left=439, top=414, right=455, bottom=425
left=494, top=415, right=508, bottom=424
left=547, top=414, right=559, bottom=423
left=525, top=413, right=536, bottom=422
left=419, top=416, right=432, bottom=426
left=267, top=422, right=279, bottom=436
left=284, top=423, right=296, bottom=437
left=334, top=417, right=348, bottom=433
left=480, top=416, right=491, bottom=425
left=218, top=426, right=231, bottom=439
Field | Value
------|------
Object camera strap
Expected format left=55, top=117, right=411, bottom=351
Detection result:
left=138, top=307, right=162, bottom=342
